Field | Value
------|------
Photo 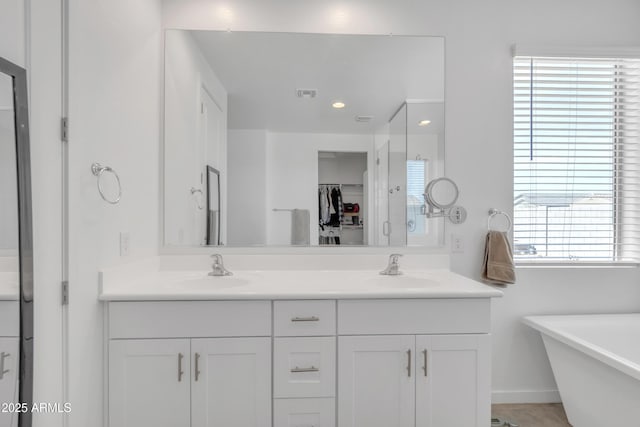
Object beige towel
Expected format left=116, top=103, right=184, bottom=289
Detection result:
left=481, top=230, right=516, bottom=285
left=290, top=209, right=310, bottom=246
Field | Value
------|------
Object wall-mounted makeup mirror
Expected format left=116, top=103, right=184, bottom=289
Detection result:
left=162, top=30, right=445, bottom=248
left=0, top=57, right=33, bottom=427
left=424, top=177, right=467, bottom=224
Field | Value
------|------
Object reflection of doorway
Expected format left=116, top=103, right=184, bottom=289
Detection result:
left=318, top=152, right=368, bottom=246
left=198, top=86, right=223, bottom=245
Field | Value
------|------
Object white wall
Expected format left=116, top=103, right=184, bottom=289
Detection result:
left=227, top=129, right=267, bottom=246
left=164, top=0, right=640, bottom=403
left=67, top=1, right=162, bottom=426
left=318, top=153, right=367, bottom=185
left=266, top=131, right=374, bottom=245
left=164, top=30, right=228, bottom=246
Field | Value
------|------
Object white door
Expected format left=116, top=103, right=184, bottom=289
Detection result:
left=0, top=338, right=19, bottom=427
left=415, top=335, right=491, bottom=427
left=108, top=339, right=191, bottom=427
left=338, top=335, right=415, bottom=427
left=191, top=337, right=271, bottom=427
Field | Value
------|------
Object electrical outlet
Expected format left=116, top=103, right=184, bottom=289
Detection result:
left=120, top=232, right=130, bottom=257
left=451, top=234, right=464, bottom=253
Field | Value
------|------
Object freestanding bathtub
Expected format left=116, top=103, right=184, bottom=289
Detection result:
left=523, top=313, right=640, bottom=427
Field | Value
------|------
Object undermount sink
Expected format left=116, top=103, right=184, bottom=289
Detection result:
left=368, top=274, right=440, bottom=289
left=163, top=272, right=254, bottom=290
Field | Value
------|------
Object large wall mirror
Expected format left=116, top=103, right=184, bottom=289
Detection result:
left=163, top=30, right=445, bottom=248
left=0, top=57, right=33, bottom=427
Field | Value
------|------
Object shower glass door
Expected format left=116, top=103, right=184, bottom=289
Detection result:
left=387, top=103, right=408, bottom=246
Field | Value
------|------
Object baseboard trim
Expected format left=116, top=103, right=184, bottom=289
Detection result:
left=492, top=390, right=561, bottom=404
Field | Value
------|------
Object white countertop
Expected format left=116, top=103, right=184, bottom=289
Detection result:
left=99, top=268, right=503, bottom=301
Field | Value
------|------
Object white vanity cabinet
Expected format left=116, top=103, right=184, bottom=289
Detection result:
left=106, top=301, right=272, bottom=427
left=105, top=296, right=493, bottom=427
left=0, top=338, right=19, bottom=427
left=0, top=301, right=19, bottom=427
left=337, top=299, right=491, bottom=427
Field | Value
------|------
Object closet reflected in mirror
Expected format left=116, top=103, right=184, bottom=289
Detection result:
left=163, top=30, right=445, bottom=247
left=318, top=152, right=368, bottom=246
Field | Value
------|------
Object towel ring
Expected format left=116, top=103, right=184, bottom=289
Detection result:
left=488, top=208, right=512, bottom=232
left=91, top=163, right=122, bottom=205
left=190, top=187, right=204, bottom=210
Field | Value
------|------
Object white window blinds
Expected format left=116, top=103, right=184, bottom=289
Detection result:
left=513, top=56, right=640, bottom=262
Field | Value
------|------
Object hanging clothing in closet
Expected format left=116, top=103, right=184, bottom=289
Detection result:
left=319, top=186, right=329, bottom=225
left=330, top=187, right=344, bottom=226
left=318, top=185, right=343, bottom=245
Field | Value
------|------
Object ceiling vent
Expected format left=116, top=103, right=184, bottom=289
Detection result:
left=296, top=88, right=317, bottom=98
left=355, top=115, right=374, bottom=123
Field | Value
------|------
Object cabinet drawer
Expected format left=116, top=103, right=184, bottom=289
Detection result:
left=108, top=301, right=271, bottom=338
left=274, top=337, right=336, bottom=398
left=274, top=300, right=336, bottom=336
left=338, top=299, right=491, bottom=335
left=274, top=398, right=335, bottom=427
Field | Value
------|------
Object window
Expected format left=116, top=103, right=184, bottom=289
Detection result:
left=513, top=55, right=640, bottom=262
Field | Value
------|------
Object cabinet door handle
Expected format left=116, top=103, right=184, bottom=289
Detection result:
left=0, top=352, right=9, bottom=380
left=291, top=316, right=320, bottom=322
left=422, top=349, right=428, bottom=377
left=407, top=349, right=411, bottom=377
left=383, top=221, right=391, bottom=236
left=178, top=353, right=184, bottom=382
left=194, top=353, right=201, bottom=382
left=291, top=366, right=319, bottom=373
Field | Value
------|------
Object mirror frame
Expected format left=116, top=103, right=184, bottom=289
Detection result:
left=0, top=56, right=34, bottom=427
left=206, top=165, right=221, bottom=246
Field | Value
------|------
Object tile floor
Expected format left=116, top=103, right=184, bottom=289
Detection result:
left=492, top=403, right=572, bottom=427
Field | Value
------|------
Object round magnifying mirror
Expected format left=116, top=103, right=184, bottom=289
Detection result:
left=424, top=177, right=459, bottom=210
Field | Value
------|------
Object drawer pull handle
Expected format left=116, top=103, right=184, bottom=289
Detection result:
left=0, top=352, right=9, bottom=379
left=407, top=349, right=411, bottom=377
left=178, top=353, right=184, bottom=382
left=291, top=366, right=319, bottom=373
left=195, top=353, right=201, bottom=382
left=291, top=316, right=320, bottom=322
left=422, top=349, right=428, bottom=377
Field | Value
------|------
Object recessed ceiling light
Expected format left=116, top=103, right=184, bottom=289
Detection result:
left=418, top=119, right=431, bottom=126
left=332, top=101, right=345, bottom=109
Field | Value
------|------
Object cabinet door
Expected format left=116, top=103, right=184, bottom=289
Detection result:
left=338, top=335, right=415, bottom=427
left=415, top=335, right=490, bottom=427
left=109, top=339, right=191, bottom=427
left=0, top=337, right=19, bottom=427
left=191, top=337, right=271, bottom=427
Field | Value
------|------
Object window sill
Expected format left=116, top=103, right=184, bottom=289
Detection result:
left=515, top=260, right=639, bottom=269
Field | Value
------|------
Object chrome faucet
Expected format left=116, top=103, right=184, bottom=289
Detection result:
left=209, top=254, right=233, bottom=276
left=380, top=253, right=403, bottom=276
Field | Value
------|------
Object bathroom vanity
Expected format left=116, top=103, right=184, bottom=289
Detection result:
left=0, top=299, right=19, bottom=427
left=100, top=262, right=501, bottom=427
